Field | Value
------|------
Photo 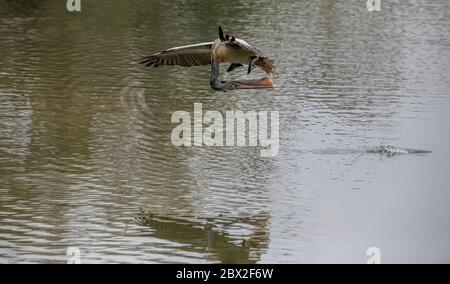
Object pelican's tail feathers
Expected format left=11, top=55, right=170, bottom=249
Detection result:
left=255, top=57, right=277, bottom=76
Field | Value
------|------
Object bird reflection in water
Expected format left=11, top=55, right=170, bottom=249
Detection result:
left=135, top=213, right=270, bottom=264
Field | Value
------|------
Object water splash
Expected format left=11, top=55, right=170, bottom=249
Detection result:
left=366, top=145, right=432, bottom=156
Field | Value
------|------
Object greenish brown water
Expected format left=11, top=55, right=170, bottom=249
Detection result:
left=1, top=0, right=450, bottom=263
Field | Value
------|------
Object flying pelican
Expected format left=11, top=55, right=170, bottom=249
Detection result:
left=137, top=26, right=276, bottom=91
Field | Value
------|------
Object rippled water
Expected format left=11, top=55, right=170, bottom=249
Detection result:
left=1, top=0, right=450, bottom=263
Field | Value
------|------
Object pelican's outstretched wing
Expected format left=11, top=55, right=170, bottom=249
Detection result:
left=139, top=42, right=213, bottom=67
left=225, top=38, right=265, bottom=57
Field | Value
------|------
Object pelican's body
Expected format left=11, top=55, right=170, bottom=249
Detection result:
left=216, top=39, right=252, bottom=63
left=138, top=27, right=276, bottom=91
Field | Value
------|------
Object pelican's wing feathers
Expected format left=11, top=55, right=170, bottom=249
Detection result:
left=225, top=38, right=265, bottom=57
left=140, top=42, right=213, bottom=67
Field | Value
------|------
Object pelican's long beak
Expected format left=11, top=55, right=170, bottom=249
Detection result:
left=235, top=77, right=274, bottom=89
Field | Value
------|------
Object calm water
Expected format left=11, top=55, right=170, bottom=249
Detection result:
left=1, top=0, right=450, bottom=263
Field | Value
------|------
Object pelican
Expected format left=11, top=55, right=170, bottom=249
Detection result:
left=137, top=26, right=276, bottom=91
